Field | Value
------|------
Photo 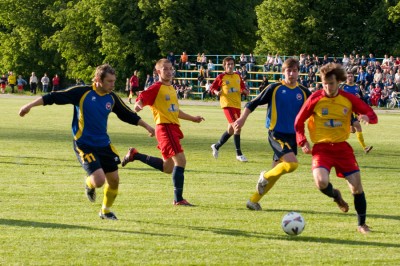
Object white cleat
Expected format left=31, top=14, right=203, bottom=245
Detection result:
left=211, top=144, right=219, bottom=159
left=236, top=154, right=248, bottom=162
left=256, top=171, right=268, bottom=195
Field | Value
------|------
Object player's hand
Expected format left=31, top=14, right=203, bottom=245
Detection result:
left=243, top=89, right=250, bottom=96
left=134, top=102, right=143, bottom=112
left=358, top=115, right=369, bottom=125
left=301, top=141, right=312, bottom=154
left=214, top=90, right=221, bottom=96
left=234, top=118, right=245, bottom=130
left=192, top=116, right=205, bottom=123
left=19, top=105, right=31, bottom=117
left=146, top=125, right=155, bottom=137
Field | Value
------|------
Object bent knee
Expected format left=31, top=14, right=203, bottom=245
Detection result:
left=283, top=162, right=298, bottom=173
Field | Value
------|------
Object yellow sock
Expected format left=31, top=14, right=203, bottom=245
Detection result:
left=356, top=132, right=366, bottom=149
left=102, top=184, right=118, bottom=213
left=249, top=162, right=298, bottom=203
left=85, top=176, right=95, bottom=189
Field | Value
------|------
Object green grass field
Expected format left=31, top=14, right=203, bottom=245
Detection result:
left=1, top=95, right=400, bottom=265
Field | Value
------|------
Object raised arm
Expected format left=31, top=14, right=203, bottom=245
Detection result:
left=19, top=97, right=44, bottom=117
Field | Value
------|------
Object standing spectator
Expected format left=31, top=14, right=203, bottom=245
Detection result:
left=299, top=53, right=307, bottom=72
left=8, top=71, right=16, bottom=93
left=206, top=59, right=215, bottom=78
left=307, top=67, right=316, bottom=87
left=258, top=75, right=269, bottom=92
left=195, top=53, right=202, bottom=70
left=263, top=53, right=274, bottom=72
left=210, top=56, right=249, bottom=162
left=125, top=78, right=130, bottom=97
left=234, top=58, right=310, bottom=211
left=304, top=54, right=314, bottom=73
left=239, top=65, right=248, bottom=81
left=342, top=54, right=350, bottom=70
left=203, top=79, right=212, bottom=99
left=41, top=73, right=50, bottom=93
left=128, top=70, right=139, bottom=104
left=295, top=62, right=378, bottom=234
left=178, top=51, right=189, bottom=70
left=167, top=51, right=176, bottom=67
left=17, top=75, right=27, bottom=93
left=313, top=55, right=321, bottom=73
left=239, top=53, right=247, bottom=68
left=393, top=56, right=400, bottom=73
left=370, top=83, right=382, bottom=106
left=121, top=58, right=204, bottom=206
left=272, top=53, right=283, bottom=72
left=246, top=53, right=256, bottom=71
left=200, top=53, right=207, bottom=68
left=29, top=72, right=38, bottom=94
left=52, top=74, right=60, bottom=92
left=19, top=64, right=155, bottom=220
left=0, top=74, right=7, bottom=94
left=144, top=74, right=154, bottom=90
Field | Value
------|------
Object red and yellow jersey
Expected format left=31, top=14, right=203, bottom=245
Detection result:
left=210, top=72, right=246, bottom=109
left=295, top=90, right=378, bottom=145
left=137, top=82, right=180, bottom=125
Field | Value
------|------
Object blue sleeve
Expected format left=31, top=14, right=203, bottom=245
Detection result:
left=111, top=93, right=142, bottom=126
left=42, top=86, right=90, bottom=106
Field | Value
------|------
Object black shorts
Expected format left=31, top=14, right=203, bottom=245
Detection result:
left=131, top=86, right=140, bottom=93
left=268, top=130, right=297, bottom=161
left=350, top=113, right=358, bottom=125
left=73, top=141, right=120, bottom=175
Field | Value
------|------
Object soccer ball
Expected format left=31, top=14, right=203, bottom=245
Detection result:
left=281, top=212, right=305, bottom=236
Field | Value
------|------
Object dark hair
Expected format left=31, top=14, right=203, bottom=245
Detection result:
left=282, top=58, right=300, bottom=71
left=94, top=64, right=115, bottom=81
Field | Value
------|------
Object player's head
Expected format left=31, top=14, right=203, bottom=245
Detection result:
left=222, top=57, right=235, bottom=74
left=155, top=58, right=173, bottom=84
left=346, top=71, right=355, bottom=83
left=93, top=64, right=116, bottom=93
left=282, top=58, right=299, bottom=86
left=319, top=63, right=346, bottom=97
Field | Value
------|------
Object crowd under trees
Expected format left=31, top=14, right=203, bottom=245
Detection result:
left=0, top=0, right=399, bottom=89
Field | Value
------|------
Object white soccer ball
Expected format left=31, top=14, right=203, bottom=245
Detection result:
left=281, top=212, right=305, bottom=236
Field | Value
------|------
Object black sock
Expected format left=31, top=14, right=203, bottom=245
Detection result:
left=215, top=131, right=231, bottom=150
left=354, top=192, right=367, bottom=226
left=233, top=134, right=242, bottom=156
left=135, top=153, right=164, bottom=172
left=320, top=183, right=335, bottom=198
left=172, top=166, right=185, bottom=202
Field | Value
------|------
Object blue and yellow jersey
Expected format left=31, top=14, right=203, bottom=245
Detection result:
left=295, top=90, right=378, bottom=146
left=137, top=82, right=180, bottom=125
left=210, top=72, right=246, bottom=109
left=245, top=81, right=311, bottom=134
left=42, top=84, right=141, bottom=147
left=341, top=83, right=361, bottom=97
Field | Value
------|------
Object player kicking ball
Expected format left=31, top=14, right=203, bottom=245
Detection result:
left=121, top=58, right=204, bottom=206
left=295, top=63, right=378, bottom=234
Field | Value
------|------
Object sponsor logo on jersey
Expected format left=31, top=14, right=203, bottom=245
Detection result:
left=168, top=104, right=179, bottom=112
left=296, top=93, right=303, bottom=100
left=322, top=108, right=328, bottom=115
left=165, top=94, right=171, bottom=101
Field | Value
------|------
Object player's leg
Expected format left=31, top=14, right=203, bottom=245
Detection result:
left=121, top=147, right=164, bottom=171
left=345, top=172, right=370, bottom=234
left=354, top=120, right=373, bottom=153
left=99, top=170, right=119, bottom=220
left=211, top=122, right=232, bottom=159
left=171, top=152, right=192, bottom=206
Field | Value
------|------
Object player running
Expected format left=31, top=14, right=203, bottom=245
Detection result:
left=210, top=56, right=249, bottom=162
left=19, top=64, right=155, bottom=220
left=340, top=72, right=373, bottom=153
left=234, top=58, right=311, bottom=211
left=121, top=58, right=204, bottom=206
left=295, top=63, right=378, bottom=234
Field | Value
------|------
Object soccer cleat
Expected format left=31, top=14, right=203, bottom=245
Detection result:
left=333, top=189, right=349, bottom=213
left=121, top=147, right=138, bottom=167
left=99, top=211, right=118, bottom=220
left=211, top=144, right=219, bottom=159
left=357, top=224, right=371, bottom=234
left=85, top=185, right=96, bottom=203
left=173, top=199, right=194, bottom=206
left=246, top=200, right=262, bottom=211
left=236, top=154, right=248, bottom=162
left=364, top=146, right=373, bottom=154
left=256, top=171, right=268, bottom=195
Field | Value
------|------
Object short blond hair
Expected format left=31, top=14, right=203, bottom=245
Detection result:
left=155, top=58, right=172, bottom=70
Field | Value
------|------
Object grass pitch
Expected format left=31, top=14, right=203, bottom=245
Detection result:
left=1, top=95, right=400, bottom=265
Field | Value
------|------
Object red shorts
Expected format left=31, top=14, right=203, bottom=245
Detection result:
left=223, top=107, right=241, bottom=123
left=311, top=142, right=359, bottom=178
left=1, top=83, right=5, bottom=89
left=156, top=123, right=184, bottom=160
left=18, top=85, right=23, bottom=91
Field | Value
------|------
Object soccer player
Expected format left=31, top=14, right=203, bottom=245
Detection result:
left=19, top=64, right=155, bottom=220
left=234, top=58, right=311, bottom=211
left=121, top=58, right=204, bottom=206
left=294, top=63, right=378, bottom=234
left=210, top=56, right=249, bottom=162
left=341, top=72, right=373, bottom=153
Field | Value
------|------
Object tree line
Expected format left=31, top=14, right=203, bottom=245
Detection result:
left=0, top=0, right=399, bottom=89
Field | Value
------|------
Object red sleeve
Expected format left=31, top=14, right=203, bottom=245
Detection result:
left=210, top=73, right=224, bottom=94
left=295, top=91, right=323, bottom=146
left=341, top=91, right=378, bottom=124
left=136, top=82, right=161, bottom=106
left=239, top=75, right=246, bottom=92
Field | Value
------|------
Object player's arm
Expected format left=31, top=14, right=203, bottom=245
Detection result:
left=134, top=83, right=160, bottom=112
left=295, top=94, right=319, bottom=152
left=347, top=93, right=378, bottom=125
left=210, top=75, right=222, bottom=96
left=178, top=110, right=205, bottom=123
left=19, top=97, right=44, bottom=117
left=239, top=75, right=249, bottom=96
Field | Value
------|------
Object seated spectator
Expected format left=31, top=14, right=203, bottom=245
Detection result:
left=360, top=55, right=368, bottom=68
left=246, top=53, right=256, bottom=71
left=369, top=83, right=382, bottom=106
left=239, top=53, right=247, bottom=67
left=183, top=80, right=192, bottom=99
left=305, top=54, right=314, bottom=73
left=258, top=75, right=269, bottom=92
left=313, top=55, right=321, bottom=73
left=197, top=66, right=206, bottom=86
left=368, top=53, right=377, bottom=66
left=356, top=67, right=367, bottom=86
left=386, top=77, right=396, bottom=92
left=202, top=79, right=212, bottom=99
left=195, top=53, right=202, bottom=70
left=393, top=56, right=400, bottom=73
left=176, top=79, right=184, bottom=99
left=342, top=54, right=350, bottom=70
left=299, top=53, right=307, bottom=73
left=308, top=82, right=316, bottom=93
left=200, top=53, right=207, bottom=68
left=321, top=54, right=330, bottom=66
left=206, top=59, right=215, bottom=78
left=374, top=68, right=383, bottom=87
left=263, top=53, right=274, bottom=72
left=365, top=68, right=374, bottom=90
left=379, top=86, right=389, bottom=107
left=332, top=57, right=340, bottom=64
left=240, top=65, right=248, bottom=81
left=299, top=76, right=308, bottom=88
left=395, top=68, right=400, bottom=91
left=359, top=83, right=370, bottom=104
left=272, top=53, right=283, bottom=72
left=307, top=67, right=316, bottom=87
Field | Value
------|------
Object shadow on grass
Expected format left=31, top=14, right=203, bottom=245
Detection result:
left=0, top=218, right=177, bottom=238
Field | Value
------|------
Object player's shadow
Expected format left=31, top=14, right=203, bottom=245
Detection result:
left=0, top=218, right=177, bottom=238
